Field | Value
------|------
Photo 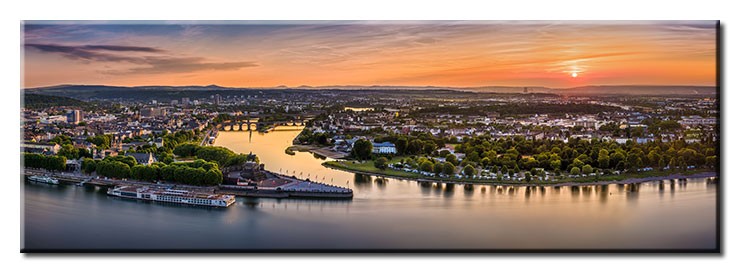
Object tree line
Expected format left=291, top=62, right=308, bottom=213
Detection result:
left=362, top=133, right=716, bottom=180
left=451, top=135, right=716, bottom=175
left=23, top=153, right=66, bottom=171
left=81, top=157, right=224, bottom=186
left=173, top=143, right=257, bottom=167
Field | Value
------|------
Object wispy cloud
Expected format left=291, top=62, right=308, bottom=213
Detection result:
left=107, top=57, right=259, bottom=74
left=25, top=43, right=159, bottom=63
left=25, top=43, right=258, bottom=75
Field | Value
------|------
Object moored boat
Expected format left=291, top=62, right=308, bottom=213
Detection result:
left=107, top=185, right=236, bottom=208
left=28, top=175, right=59, bottom=185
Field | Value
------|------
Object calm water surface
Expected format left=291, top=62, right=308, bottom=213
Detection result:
left=23, top=127, right=717, bottom=250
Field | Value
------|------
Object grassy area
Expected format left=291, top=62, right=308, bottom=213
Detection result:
left=323, top=159, right=714, bottom=185
left=324, top=158, right=413, bottom=178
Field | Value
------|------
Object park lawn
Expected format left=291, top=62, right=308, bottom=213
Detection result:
left=323, top=158, right=416, bottom=178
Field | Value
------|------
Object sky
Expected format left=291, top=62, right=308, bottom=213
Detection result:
left=22, top=21, right=717, bottom=88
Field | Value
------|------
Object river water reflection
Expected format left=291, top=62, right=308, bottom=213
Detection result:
left=22, top=127, right=717, bottom=250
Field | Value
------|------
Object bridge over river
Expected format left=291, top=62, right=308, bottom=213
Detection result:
left=217, top=115, right=312, bottom=131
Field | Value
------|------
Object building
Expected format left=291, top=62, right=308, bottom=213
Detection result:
left=182, top=97, right=190, bottom=106
left=66, top=159, right=81, bottom=172
left=214, top=94, right=222, bottom=105
left=679, top=116, right=717, bottom=127
left=22, top=142, right=61, bottom=154
left=67, top=110, right=83, bottom=124
left=152, top=138, right=164, bottom=148
left=574, top=118, right=597, bottom=129
left=125, top=152, right=156, bottom=165
left=372, top=142, right=397, bottom=154
left=140, top=107, right=167, bottom=117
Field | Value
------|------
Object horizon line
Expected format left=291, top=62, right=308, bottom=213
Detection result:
left=23, top=83, right=718, bottom=90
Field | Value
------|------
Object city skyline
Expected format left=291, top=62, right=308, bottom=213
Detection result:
left=23, top=21, right=717, bottom=88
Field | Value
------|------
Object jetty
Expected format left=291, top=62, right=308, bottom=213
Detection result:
left=219, top=173, right=352, bottom=199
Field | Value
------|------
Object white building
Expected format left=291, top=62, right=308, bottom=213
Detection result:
left=372, top=142, right=397, bottom=154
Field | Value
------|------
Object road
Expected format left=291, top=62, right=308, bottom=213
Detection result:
left=200, top=127, right=217, bottom=146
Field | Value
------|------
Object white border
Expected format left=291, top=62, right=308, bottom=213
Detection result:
left=2, top=0, right=736, bottom=272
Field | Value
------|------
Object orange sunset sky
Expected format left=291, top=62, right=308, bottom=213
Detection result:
left=22, top=21, right=717, bottom=88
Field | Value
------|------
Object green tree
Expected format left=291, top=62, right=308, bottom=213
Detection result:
left=374, top=157, right=388, bottom=170
left=406, top=139, right=424, bottom=155
left=158, top=153, right=174, bottom=164
left=572, top=158, right=584, bottom=168
left=58, top=144, right=79, bottom=159
left=524, top=171, right=532, bottom=182
left=480, top=157, right=491, bottom=166
left=445, top=154, right=458, bottom=165
left=203, top=169, right=223, bottom=185
left=582, top=164, right=593, bottom=174
left=433, top=162, right=444, bottom=174
left=420, top=161, right=434, bottom=172
left=86, top=135, right=112, bottom=149
left=160, top=165, right=177, bottom=181
left=77, top=148, right=93, bottom=158
left=550, top=159, right=562, bottom=170
left=82, top=158, right=97, bottom=174
left=50, top=135, right=72, bottom=145
left=598, top=149, right=610, bottom=169
left=443, top=162, right=456, bottom=175
left=706, top=156, right=717, bottom=169
left=351, top=139, right=373, bottom=160
left=570, top=166, right=581, bottom=176
left=173, top=142, right=201, bottom=157
left=131, top=165, right=146, bottom=180
left=394, top=137, right=408, bottom=155
left=463, top=164, right=475, bottom=177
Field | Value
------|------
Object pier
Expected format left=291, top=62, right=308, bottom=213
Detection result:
left=219, top=172, right=353, bottom=199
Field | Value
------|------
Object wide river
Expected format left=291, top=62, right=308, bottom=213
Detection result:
left=23, top=127, right=718, bottom=251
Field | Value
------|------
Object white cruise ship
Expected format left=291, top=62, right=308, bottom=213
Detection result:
left=107, top=185, right=236, bottom=208
left=28, top=175, right=59, bottom=185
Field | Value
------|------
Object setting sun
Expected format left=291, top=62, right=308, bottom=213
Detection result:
left=571, top=72, right=578, bottom=78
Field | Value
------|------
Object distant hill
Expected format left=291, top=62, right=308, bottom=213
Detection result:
left=552, top=85, right=716, bottom=96
left=464, top=86, right=552, bottom=93
left=23, top=84, right=717, bottom=98
left=22, top=84, right=471, bottom=101
left=23, top=93, right=87, bottom=108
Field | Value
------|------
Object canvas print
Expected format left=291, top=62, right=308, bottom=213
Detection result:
left=21, top=21, right=719, bottom=252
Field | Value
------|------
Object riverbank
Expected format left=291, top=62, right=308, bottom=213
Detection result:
left=287, top=144, right=348, bottom=159
left=322, top=161, right=717, bottom=187
left=23, top=168, right=353, bottom=199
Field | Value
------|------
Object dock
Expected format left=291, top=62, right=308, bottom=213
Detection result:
left=218, top=174, right=353, bottom=199
left=23, top=169, right=119, bottom=187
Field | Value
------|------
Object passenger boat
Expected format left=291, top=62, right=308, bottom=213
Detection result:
left=107, top=185, right=236, bottom=208
left=28, top=175, right=59, bottom=185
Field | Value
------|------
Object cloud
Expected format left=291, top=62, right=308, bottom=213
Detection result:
left=25, top=43, right=258, bottom=74
left=25, top=43, right=155, bottom=63
left=114, top=57, right=259, bottom=74
left=80, top=45, right=165, bottom=52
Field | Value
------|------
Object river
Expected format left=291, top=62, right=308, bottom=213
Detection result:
left=22, top=127, right=718, bottom=251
